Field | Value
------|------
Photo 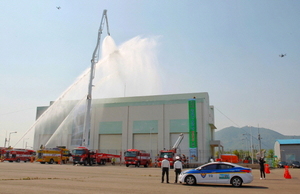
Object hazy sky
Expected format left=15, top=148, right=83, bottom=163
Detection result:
left=1, top=0, right=300, bottom=147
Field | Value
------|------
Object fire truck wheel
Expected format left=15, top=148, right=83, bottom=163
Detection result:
left=136, top=162, right=140, bottom=167
left=126, top=164, right=129, bottom=167
left=40, top=162, right=45, bottom=164
left=144, top=163, right=148, bottom=167
left=16, top=159, right=20, bottom=163
left=83, top=160, right=87, bottom=166
left=48, top=159, right=54, bottom=164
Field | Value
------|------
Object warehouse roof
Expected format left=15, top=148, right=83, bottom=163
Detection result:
left=276, top=139, right=300, bottom=145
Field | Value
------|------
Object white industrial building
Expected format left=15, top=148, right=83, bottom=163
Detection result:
left=34, top=92, right=220, bottom=163
left=274, top=139, right=300, bottom=162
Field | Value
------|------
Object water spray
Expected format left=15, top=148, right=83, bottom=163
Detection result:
left=82, top=10, right=110, bottom=147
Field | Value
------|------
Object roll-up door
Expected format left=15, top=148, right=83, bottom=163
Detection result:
left=99, top=134, right=122, bottom=153
left=133, top=134, right=158, bottom=153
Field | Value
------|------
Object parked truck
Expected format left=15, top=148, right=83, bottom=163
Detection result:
left=124, top=149, right=151, bottom=167
left=158, top=133, right=184, bottom=168
left=4, top=148, right=36, bottom=162
left=219, top=154, right=239, bottom=163
left=36, top=146, right=71, bottom=164
left=71, top=146, right=121, bottom=166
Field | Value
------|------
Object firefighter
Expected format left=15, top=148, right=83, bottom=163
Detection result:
left=161, top=155, right=170, bottom=183
left=111, top=158, right=116, bottom=165
left=174, top=156, right=183, bottom=183
left=259, top=157, right=266, bottom=179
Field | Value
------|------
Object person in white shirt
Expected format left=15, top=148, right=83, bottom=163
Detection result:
left=161, top=155, right=170, bottom=183
left=174, top=156, right=183, bottom=183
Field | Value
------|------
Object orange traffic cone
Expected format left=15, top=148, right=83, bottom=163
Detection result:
left=284, top=166, right=292, bottom=179
left=265, top=164, right=270, bottom=174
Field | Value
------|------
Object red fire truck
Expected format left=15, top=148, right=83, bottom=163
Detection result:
left=71, top=147, right=121, bottom=166
left=0, top=147, right=8, bottom=162
left=158, top=133, right=184, bottom=168
left=124, top=149, right=151, bottom=167
left=4, top=148, right=36, bottom=162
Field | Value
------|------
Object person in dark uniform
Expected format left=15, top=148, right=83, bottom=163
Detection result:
left=259, top=157, right=266, bottom=179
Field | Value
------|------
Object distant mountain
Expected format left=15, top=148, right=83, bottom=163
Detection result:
left=215, top=126, right=300, bottom=151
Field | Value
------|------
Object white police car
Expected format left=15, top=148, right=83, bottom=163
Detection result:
left=179, top=162, right=253, bottom=187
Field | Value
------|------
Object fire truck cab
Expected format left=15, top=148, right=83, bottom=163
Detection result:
left=71, top=147, right=96, bottom=166
left=124, top=149, right=151, bottom=167
left=158, top=133, right=184, bottom=168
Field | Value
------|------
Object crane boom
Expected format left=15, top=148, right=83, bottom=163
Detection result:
left=82, top=10, right=110, bottom=147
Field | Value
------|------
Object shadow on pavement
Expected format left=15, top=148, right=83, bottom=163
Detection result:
left=182, top=184, right=268, bottom=189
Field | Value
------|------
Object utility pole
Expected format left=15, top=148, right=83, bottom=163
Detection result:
left=258, top=125, right=262, bottom=158
left=8, top=131, right=17, bottom=147
left=249, top=126, right=254, bottom=164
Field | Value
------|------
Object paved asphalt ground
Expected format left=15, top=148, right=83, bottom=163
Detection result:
left=0, top=162, right=298, bottom=194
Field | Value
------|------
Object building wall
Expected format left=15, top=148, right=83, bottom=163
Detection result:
left=275, top=144, right=300, bottom=162
left=274, top=141, right=281, bottom=159
left=34, top=92, right=216, bottom=163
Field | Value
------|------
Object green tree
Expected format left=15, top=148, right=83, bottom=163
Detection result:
left=233, top=150, right=240, bottom=158
left=266, top=149, right=274, bottom=158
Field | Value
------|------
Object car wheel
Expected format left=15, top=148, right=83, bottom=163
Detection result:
left=185, top=175, right=196, bottom=185
left=231, top=177, right=243, bottom=187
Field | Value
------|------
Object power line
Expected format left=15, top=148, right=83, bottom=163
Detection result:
left=214, top=107, right=272, bottom=149
left=0, top=108, right=35, bottom=116
left=215, top=107, right=240, bottom=127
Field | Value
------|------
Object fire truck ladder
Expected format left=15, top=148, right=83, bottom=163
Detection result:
left=171, top=133, right=184, bottom=150
left=82, top=10, right=110, bottom=147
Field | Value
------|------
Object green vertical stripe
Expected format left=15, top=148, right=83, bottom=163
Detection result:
left=188, top=99, right=197, bottom=148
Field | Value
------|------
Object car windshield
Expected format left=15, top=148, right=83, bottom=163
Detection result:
left=63, top=150, right=70, bottom=156
left=125, top=151, right=137, bottom=157
left=159, top=152, right=173, bottom=158
left=72, top=149, right=85, bottom=155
